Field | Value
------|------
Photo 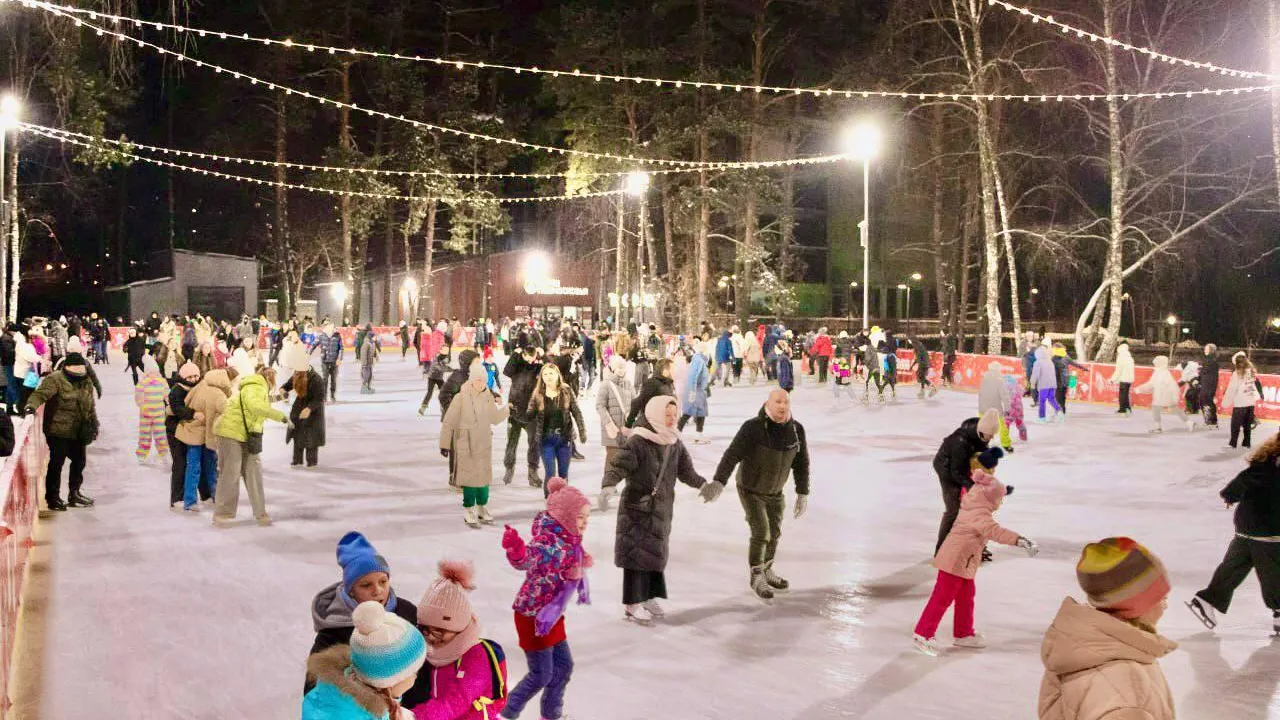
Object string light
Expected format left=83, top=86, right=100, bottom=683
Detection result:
left=987, top=0, right=1271, bottom=81
left=25, top=123, right=849, bottom=179
left=23, top=124, right=626, bottom=204
left=10, top=0, right=1270, bottom=105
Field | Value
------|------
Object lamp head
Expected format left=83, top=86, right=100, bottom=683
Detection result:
left=841, top=120, right=882, bottom=161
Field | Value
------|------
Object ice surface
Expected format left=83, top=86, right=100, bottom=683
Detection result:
left=18, top=353, right=1280, bottom=719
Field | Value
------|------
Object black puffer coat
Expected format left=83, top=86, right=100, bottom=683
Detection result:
left=603, top=431, right=707, bottom=572
left=626, top=375, right=675, bottom=427
left=439, top=349, right=480, bottom=417
left=284, top=369, right=326, bottom=448
left=1222, top=458, right=1280, bottom=538
left=503, top=352, right=542, bottom=423
left=932, top=417, right=988, bottom=491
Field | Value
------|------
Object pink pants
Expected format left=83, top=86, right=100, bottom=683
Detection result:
left=914, top=570, right=976, bottom=640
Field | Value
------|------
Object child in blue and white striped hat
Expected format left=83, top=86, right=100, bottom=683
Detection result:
left=303, top=601, right=427, bottom=720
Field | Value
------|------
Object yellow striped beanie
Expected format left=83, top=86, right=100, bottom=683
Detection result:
left=1075, top=537, right=1170, bottom=620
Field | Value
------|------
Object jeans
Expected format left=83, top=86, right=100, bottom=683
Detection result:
left=914, top=570, right=976, bottom=640
left=462, top=486, right=490, bottom=508
left=1200, top=388, right=1219, bottom=426
left=502, top=641, right=573, bottom=720
left=184, top=445, right=218, bottom=509
left=1037, top=388, right=1061, bottom=419
left=715, top=361, right=732, bottom=386
left=1196, top=536, right=1280, bottom=613
left=1230, top=406, right=1256, bottom=448
left=46, top=436, right=87, bottom=504
left=93, top=339, right=108, bottom=363
left=541, top=432, right=572, bottom=482
left=321, top=362, right=338, bottom=399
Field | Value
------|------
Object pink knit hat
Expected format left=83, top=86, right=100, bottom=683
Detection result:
left=417, top=559, right=477, bottom=632
left=545, top=477, right=589, bottom=534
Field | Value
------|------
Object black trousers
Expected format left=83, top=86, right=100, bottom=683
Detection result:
left=677, top=415, right=705, bottom=432
left=1200, top=388, right=1219, bottom=425
left=816, top=356, right=830, bottom=383
left=167, top=420, right=186, bottom=505
left=1230, top=407, right=1256, bottom=449
left=292, top=443, right=319, bottom=466
left=936, top=484, right=962, bottom=553
left=321, top=362, right=339, bottom=400
left=504, top=416, right=540, bottom=471
left=1056, top=386, right=1069, bottom=414
left=1118, top=382, right=1132, bottom=412
left=1196, top=536, right=1280, bottom=613
left=46, top=436, right=86, bottom=504
left=421, top=378, right=444, bottom=409
left=622, top=568, right=667, bottom=605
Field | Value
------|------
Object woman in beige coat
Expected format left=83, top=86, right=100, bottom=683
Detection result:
left=1039, top=537, right=1176, bottom=720
left=440, top=361, right=509, bottom=528
left=175, top=368, right=236, bottom=512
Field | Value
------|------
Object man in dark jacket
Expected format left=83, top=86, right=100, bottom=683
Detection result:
left=709, top=389, right=811, bottom=600
left=310, top=324, right=344, bottom=402
left=1188, top=438, right=1280, bottom=630
left=932, top=410, right=999, bottom=552
left=1199, top=344, right=1221, bottom=428
left=502, top=347, right=543, bottom=486
left=166, top=362, right=201, bottom=507
left=439, top=348, right=480, bottom=419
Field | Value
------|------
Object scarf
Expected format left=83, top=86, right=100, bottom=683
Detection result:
left=629, top=395, right=679, bottom=446
left=340, top=585, right=398, bottom=614
left=426, top=616, right=483, bottom=667
left=535, top=545, right=591, bottom=635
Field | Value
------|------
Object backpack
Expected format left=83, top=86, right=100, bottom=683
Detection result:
left=460, top=638, right=508, bottom=717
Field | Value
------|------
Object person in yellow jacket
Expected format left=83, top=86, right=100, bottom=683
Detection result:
left=212, top=369, right=290, bottom=527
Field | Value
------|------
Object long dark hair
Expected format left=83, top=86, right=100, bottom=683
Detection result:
left=530, top=364, right=574, bottom=414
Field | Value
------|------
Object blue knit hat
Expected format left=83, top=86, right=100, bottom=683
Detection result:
left=349, top=601, right=427, bottom=689
left=337, top=532, right=389, bottom=595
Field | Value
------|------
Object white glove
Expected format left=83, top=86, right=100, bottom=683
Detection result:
left=699, top=482, right=724, bottom=503
left=598, top=486, right=617, bottom=512
left=1017, top=537, right=1039, bottom=558
left=794, top=495, right=809, bottom=519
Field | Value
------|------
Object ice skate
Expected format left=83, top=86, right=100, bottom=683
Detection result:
left=502, top=466, right=515, bottom=485
left=528, top=469, right=542, bottom=489
left=912, top=634, right=939, bottom=657
left=464, top=506, right=481, bottom=528
left=764, top=564, right=790, bottom=591
left=1186, top=419, right=1196, bottom=432
left=642, top=599, right=665, bottom=618
left=1148, top=426, right=1164, bottom=434
left=953, top=633, right=987, bottom=649
left=255, top=515, right=272, bottom=527
left=477, top=505, right=495, bottom=525
left=625, top=604, right=654, bottom=625
left=750, top=569, right=775, bottom=601
left=917, top=388, right=925, bottom=399
left=876, top=392, right=886, bottom=405
left=1186, top=597, right=1217, bottom=629
left=417, top=404, right=427, bottom=416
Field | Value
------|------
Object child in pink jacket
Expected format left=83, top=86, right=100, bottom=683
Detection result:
left=914, top=467, right=1038, bottom=656
left=414, top=560, right=509, bottom=720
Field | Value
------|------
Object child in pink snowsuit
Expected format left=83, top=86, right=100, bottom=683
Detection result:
left=500, top=477, right=591, bottom=720
left=913, top=468, right=1037, bottom=656
left=1002, top=374, right=1028, bottom=444
left=133, top=355, right=170, bottom=462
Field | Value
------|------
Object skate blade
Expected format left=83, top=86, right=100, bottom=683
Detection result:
left=1185, top=600, right=1217, bottom=630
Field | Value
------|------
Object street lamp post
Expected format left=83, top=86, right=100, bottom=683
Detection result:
left=625, top=171, right=651, bottom=326
left=1166, top=314, right=1180, bottom=364
left=848, top=281, right=858, bottom=323
left=842, top=120, right=882, bottom=328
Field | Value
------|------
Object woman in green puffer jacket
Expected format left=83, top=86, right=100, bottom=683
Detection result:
left=212, top=369, right=289, bottom=527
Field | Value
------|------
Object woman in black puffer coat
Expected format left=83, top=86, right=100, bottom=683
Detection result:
left=601, top=395, right=720, bottom=625
left=284, top=366, right=326, bottom=467
left=626, top=358, right=675, bottom=428
left=1188, top=431, right=1280, bottom=632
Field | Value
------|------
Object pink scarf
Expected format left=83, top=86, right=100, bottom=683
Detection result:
left=425, top=617, right=483, bottom=667
left=629, top=395, right=679, bottom=446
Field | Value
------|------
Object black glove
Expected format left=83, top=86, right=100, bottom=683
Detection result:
left=440, top=448, right=450, bottom=458
left=1004, top=485, right=1015, bottom=496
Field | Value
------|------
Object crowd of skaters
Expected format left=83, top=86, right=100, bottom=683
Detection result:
left=8, top=306, right=1277, bottom=720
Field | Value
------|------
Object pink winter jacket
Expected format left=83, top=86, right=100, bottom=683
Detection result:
left=412, top=642, right=506, bottom=720
left=1039, top=598, right=1177, bottom=720
left=933, top=470, right=1021, bottom=579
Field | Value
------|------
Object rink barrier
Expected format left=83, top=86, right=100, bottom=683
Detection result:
left=0, top=411, right=44, bottom=717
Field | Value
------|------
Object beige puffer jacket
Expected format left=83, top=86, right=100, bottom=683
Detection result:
left=1039, top=598, right=1177, bottom=720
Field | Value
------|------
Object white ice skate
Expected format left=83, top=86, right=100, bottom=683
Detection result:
left=1186, top=419, right=1196, bottom=432
left=477, top=506, right=495, bottom=525
left=625, top=604, right=654, bottom=626
left=1185, top=597, right=1217, bottom=629
left=464, top=507, right=481, bottom=528
left=642, top=599, right=665, bottom=618
left=912, top=634, right=939, bottom=657
left=928, top=386, right=939, bottom=398
left=953, top=633, right=987, bottom=649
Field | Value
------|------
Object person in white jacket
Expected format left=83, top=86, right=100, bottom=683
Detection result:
left=1110, top=342, right=1136, bottom=416
left=1134, top=356, right=1191, bottom=434
left=730, top=327, right=747, bottom=385
left=1221, top=352, right=1261, bottom=450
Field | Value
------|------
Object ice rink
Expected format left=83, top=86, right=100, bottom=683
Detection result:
left=13, top=351, right=1280, bottom=720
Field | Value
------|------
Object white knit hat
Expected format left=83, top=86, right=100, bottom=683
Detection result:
left=349, top=601, right=427, bottom=689
left=287, top=343, right=311, bottom=373
left=468, top=360, right=487, bottom=383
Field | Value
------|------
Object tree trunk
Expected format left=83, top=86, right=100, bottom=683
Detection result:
left=422, top=202, right=437, bottom=319
left=338, top=60, right=353, bottom=323
left=991, top=147, right=1021, bottom=344
left=930, top=105, right=950, bottom=336
left=779, top=162, right=796, bottom=324
left=6, top=130, right=19, bottom=322
left=693, top=0, right=710, bottom=328
left=614, top=196, right=627, bottom=326
left=1093, top=0, right=1127, bottom=363
left=273, top=90, right=292, bottom=319
left=1272, top=0, right=1280, bottom=208
left=957, top=179, right=977, bottom=351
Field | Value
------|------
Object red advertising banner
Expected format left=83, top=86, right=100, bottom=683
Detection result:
left=0, top=412, right=44, bottom=718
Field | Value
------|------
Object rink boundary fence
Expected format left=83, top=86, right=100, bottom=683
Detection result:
left=0, top=412, right=44, bottom=718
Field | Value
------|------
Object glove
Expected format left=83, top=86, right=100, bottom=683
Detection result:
left=285, top=419, right=295, bottom=431
left=581, top=551, right=594, bottom=569
left=598, top=486, right=617, bottom=512
left=794, top=494, right=809, bottom=519
left=699, top=481, right=724, bottom=503
left=1017, top=537, right=1039, bottom=558
left=440, top=448, right=451, bottom=459
left=502, top=525, right=527, bottom=562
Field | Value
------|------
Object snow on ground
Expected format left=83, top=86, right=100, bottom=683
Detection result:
left=15, top=351, right=1280, bottom=720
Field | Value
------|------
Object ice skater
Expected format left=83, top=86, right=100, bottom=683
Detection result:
left=1221, top=352, right=1261, bottom=450
left=441, top=361, right=509, bottom=527
left=1002, top=374, right=1028, bottom=447
left=932, top=410, right=999, bottom=553
left=708, top=389, right=811, bottom=601
left=913, top=468, right=1037, bottom=656
left=133, top=355, right=170, bottom=463
left=1134, top=356, right=1191, bottom=434
left=978, top=362, right=1014, bottom=453
left=678, top=341, right=711, bottom=444
left=500, top=478, right=591, bottom=719
left=1111, top=342, right=1135, bottom=416
left=908, top=336, right=938, bottom=399
left=1187, top=432, right=1280, bottom=635
left=1030, top=347, right=1062, bottom=422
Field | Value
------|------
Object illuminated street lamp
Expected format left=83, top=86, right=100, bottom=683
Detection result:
left=624, top=171, right=651, bottom=197
left=841, top=120, right=882, bottom=325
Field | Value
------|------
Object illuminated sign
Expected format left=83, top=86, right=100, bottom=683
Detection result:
left=523, top=278, right=590, bottom=296
left=608, top=292, right=657, bottom=309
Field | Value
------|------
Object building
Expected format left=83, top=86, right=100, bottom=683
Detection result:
left=105, top=249, right=260, bottom=321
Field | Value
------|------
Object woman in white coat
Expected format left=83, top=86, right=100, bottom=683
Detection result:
left=1111, top=342, right=1136, bottom=416
left=1134, top=356, right=1190, bottom=434
left=1221, top=352, right=1261, bottom=450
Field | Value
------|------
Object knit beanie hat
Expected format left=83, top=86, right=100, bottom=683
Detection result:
left=287, top=343, right=311, bottom=373
left=468, top=360, right=486, bottom=383
left=417, top=559, right=477, bottom=632
left=337, top=532, right=390, bottom=596
left=62, top=352, right=86, bottom=368
left=1075, top=537, right=1171, bottom=620
left=608, top=355, right=626, bottom=376
left=977, top=409, right=1000, bottom=438
left=66, top=336, right=85, bottom=355
left=178, top=362, right=201, bottom=382
left=348, top=601, right=427, bottom=689
left=975, top=446, right=1004, bottom=470
left=142, top=354, right=160, bottom=375
left=545, top=477, right=589, bottom=534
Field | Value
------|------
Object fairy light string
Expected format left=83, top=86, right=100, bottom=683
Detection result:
left=11, top=0, right=1272, bottom=105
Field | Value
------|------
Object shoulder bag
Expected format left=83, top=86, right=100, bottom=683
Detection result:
left=626, top=444, right=673, bottom=513
left=240, top=393, right=263, bottom=454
